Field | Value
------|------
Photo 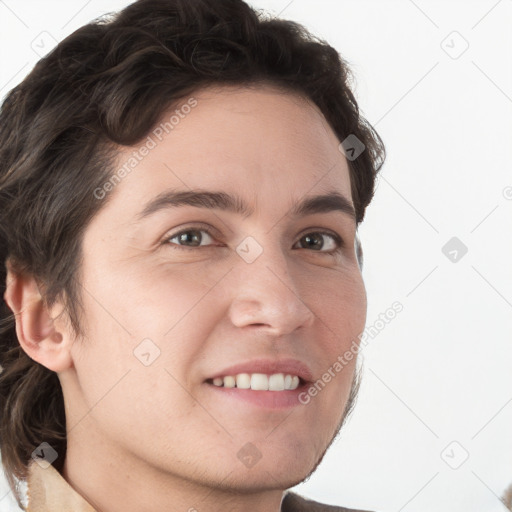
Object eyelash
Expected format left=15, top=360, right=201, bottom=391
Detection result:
left=162, top=224, right=344, bottom=255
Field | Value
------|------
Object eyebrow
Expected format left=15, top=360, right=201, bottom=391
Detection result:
left=136, top=189, right=356, bottom=223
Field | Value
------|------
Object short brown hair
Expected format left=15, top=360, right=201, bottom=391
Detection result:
left=0, top=0, right=385, bottom=507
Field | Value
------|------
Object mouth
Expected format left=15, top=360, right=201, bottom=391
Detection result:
left=203, top=359, right=313, bottom=409
left=205, top=373, right=306, bottom=391
left=204, top=375, right=310, bottom=409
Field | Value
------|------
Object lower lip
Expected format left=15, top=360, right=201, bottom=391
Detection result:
left=205, top=382, right=308, bottom=409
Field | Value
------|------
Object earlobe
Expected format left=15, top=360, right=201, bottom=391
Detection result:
left=3, top=266, right=73, bottom=373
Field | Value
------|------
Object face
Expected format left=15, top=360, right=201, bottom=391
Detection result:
left=61, top=84, right=367, bottom=491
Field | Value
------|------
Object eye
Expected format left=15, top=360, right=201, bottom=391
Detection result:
left=164, top=225, right=218, bottom=249
left=163, top=224, right=344, bottom=254
left=294, top=231, right=343, bottom=253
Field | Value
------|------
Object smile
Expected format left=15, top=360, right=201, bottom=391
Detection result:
left=207, top=373, right=301, bottom=391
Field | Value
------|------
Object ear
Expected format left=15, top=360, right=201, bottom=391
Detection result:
left=3, top=263, right=74, bottom=373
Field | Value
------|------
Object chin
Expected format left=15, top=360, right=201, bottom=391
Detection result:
left=217, top=462, right=316, bottom=493
left=223, top=444, right=323, bottom=492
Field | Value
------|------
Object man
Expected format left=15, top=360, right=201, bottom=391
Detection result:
left=0, top=0, right=385, bottom=511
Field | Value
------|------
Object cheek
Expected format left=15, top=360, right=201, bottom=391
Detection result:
left=317, top=269, right=367, bottom=340
left=307, top=272, right=365, bottom=397
left=68, top=296, right=199, bottom=432
left=82, top=254, right=207, bottom=338
left=72, top=262, right=219, bottom=393
left=113, top=256, right=228, bottom=329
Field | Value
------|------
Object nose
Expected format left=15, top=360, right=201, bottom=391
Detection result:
left=227, top=240, right=315, bottom=336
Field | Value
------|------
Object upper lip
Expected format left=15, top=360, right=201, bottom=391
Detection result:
left=206, top=358, right=313, bottom=384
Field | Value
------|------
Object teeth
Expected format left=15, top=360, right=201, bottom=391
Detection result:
left=236, top=373, right=251, bottom=389
left=251, top=373, right=268, bottom=390
left=268, top=373, right=285, bottom=391
left=223, top=376, right=236, bottom=388
left=210, top=373, right=301, bottom=391
left=288, top=376, right=300, bottom=390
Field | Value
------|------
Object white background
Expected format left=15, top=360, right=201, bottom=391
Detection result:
left=0, top=1, right=511, bottom=511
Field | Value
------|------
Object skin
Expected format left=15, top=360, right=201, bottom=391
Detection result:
left=5, top=84, right=367, bottom=512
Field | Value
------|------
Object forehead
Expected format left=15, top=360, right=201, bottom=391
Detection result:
left=99, top=84, right=352, bottom=223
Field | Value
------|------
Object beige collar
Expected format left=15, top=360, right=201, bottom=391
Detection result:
left=26, top=460, right=96, bottom=512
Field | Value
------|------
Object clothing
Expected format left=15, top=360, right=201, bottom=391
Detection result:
left=26, top=460, right=95, bottom=512
left=26, top=459, right=374, bottom=512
